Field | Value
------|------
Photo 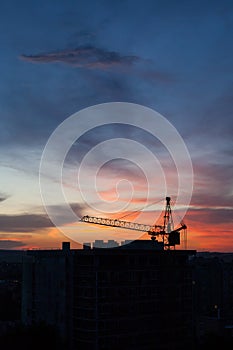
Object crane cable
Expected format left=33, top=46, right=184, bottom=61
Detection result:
left=117, top=197, right=164, bottom=220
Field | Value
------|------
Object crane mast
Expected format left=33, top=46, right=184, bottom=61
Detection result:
left=163, top=196, right=174, bottom=233
left=80, top=196, right=187, bottom=249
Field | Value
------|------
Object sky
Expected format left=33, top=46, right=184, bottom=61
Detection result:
left=0, top=0, right=232, bottom=251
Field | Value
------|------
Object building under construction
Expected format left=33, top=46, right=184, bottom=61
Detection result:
left=21, top=197, right=196, bottom=349
left=22, top=241, right=196, bottom=350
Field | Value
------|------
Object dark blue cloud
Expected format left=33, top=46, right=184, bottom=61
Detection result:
left=20, top=45, right=139, bottom=69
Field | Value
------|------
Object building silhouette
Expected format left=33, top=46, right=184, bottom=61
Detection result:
left=21, top=241, right=196, bottom=350
left=190, top=253, right=233, bottom=347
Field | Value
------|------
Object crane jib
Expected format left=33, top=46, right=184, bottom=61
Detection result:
left=81, top=215, right=163, bottom=234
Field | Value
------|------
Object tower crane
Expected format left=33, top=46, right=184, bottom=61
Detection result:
left=80, top=197, right=187, bottom=249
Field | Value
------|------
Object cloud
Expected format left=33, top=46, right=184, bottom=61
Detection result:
left=0, top=233, right=32, bottom=239
left=186, top=208, right=233, bottom=225
left=45, top=202, right=86, bottom=222
left=191, top=193, right=233, bottom=209
left=66, top=123, right=166, bottom=167
left=0, top=203, right=89, bottom=233
left=19, top=45, right=173, bottom=85
left=0, top=200, right=93, bottom=236
left=183, top=208, right=233, bottom=252
left=20, top=45, right=139, bottom=70
left=0, top=240, right=26, bottom=249
left=190, top=159, right=233, bottom=208
left=0, top=193, right=9, bottom=202
left=0, top=213, right=54, bottom=233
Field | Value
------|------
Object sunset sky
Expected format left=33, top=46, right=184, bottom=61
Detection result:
left=0, top=0, right=232, bottom=252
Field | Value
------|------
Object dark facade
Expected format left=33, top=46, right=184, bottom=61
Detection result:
left=191, top=254, right=233, bottom=346
left=21, top=241, right=196, bottom=350
left=21, top=246, right=73, bottom=347
left=73, top=247, right=195, bottom=350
